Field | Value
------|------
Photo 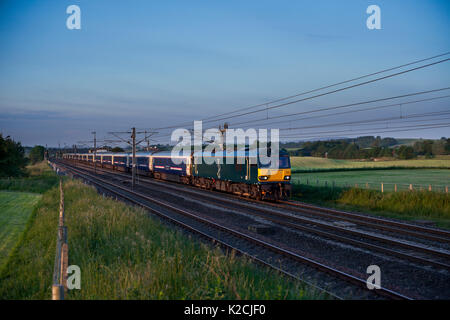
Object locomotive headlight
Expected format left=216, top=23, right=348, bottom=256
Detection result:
left=259, top=176, right=269, bottom=180
left=284, top=175, right=291, bottom=180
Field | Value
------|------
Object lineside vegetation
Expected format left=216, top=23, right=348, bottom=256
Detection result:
left=0, top=161, right=59, bottom=193
left=0, top=176, right=324, bottom=299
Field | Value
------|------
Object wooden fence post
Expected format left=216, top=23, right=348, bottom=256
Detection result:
left=52, top=178, right=69, bottom=300
left=429, top=185, right=432, bottom=192
left=381, top=183, right=384, bottom=193
left=394, top=184, right=397, bottom=192
left=409, top=184, right=413, bottom=191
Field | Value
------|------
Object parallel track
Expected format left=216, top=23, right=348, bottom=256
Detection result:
left=279, top=201, right=450, bottom=242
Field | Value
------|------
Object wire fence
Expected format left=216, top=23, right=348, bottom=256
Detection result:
left=52, top=179, right=69, bottom=300
left=293, top=178, right=449, bottom=193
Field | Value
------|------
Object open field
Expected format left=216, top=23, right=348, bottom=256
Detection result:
left=0, top=161, right=58, bottom=194
left=0, top=178, right=322, bottom=299
left=0, top=192, right=41, bottom=268
left=290, top=156, right=450, bottom=172
left=292, top=169, right=450, bottom=192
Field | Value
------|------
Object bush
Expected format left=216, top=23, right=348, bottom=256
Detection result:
left=0, top=161, right=58, bottom=193
left=29, top=146, right=45, bottom=164
left=395, top=146, right=416, bottom=160
left=338, top=188, right=450, bottom=219
left=292, top=182, right=450, bottom=227
left=0, top=134, right=27, bottom=177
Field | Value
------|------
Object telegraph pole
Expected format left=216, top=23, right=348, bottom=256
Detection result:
left=92, top=131, right=97, bottom=174
left=131, top=127, right=136, bottom=189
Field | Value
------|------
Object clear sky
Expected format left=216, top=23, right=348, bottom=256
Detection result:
left=0, top=0, right=449, bottom=147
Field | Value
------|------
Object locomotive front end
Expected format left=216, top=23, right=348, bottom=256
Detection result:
left=257, top=153, right=292, bottom=200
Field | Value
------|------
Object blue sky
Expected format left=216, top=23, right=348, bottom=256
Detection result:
left=0, top=0, right=449, bottom=147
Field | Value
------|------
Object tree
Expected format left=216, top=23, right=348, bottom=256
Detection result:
left=0, top=134, right=27, bottom=177
left=396, top=146, right=416, bottom=160
left=29, top=145, right=45, bottom=164
left=431, top=140, right=445, bottom=156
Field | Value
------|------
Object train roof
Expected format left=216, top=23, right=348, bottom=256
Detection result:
left=67, top=149, right=289, bottom=158
left=193, top=149, right=289, bottom=158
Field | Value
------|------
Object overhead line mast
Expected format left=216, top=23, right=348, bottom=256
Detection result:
left=107, top=128, right=158, bottom=189
left=92, top=131, right=96, bottom=174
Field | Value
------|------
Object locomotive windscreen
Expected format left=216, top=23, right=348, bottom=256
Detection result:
left=259, top=156, right=290, bottom=169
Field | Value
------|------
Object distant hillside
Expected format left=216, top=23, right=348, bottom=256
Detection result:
left=282, top=136, right=449, bottom=160
left=282, top=136, right=398, bottom=150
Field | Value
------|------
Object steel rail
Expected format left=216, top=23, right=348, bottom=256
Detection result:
left=281, top=200, right=450, bottom=239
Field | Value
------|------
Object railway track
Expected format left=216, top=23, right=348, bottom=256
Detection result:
left=54, top=160, right=416, bottom=300
left=61, top=160, right=450, bottom=272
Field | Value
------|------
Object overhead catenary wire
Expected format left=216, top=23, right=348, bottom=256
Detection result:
left=150, top=52, right=450, bottom=131
left=279, top=109, right=450, bottom=132
left=99, top=52, right=450, bottom=145
left=230, top=87, right=450, bottom=126
left=150, top=57, right=450, bottom=135
left=279, top=123, right=450, bottom=139
left=149, top=122, right=450, bottom=144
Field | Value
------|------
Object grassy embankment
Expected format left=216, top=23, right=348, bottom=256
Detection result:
left=290, top=157, right=450, bottom=229
left=0, top=161, right=57, bottom=278
left=0, top=163, right=323, bottom=299
left=0, top=161, right=59, bottom=193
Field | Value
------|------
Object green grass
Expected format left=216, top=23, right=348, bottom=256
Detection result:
left=290, top=156, right=450, bottom=172
left=0, top=192, right=42, bottom=269
left=0, top=161, right=59, bottom=194
left=0, top=179, right=325, bottom=300
left=292, top=169, right=450, bottom=192
left=292, top=184, right=450, bottom=229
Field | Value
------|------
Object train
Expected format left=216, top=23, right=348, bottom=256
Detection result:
left=62, top=150, right=292, bottom=201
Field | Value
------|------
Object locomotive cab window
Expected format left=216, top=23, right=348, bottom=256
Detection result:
left=258, top=156, right=290, bottom=169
